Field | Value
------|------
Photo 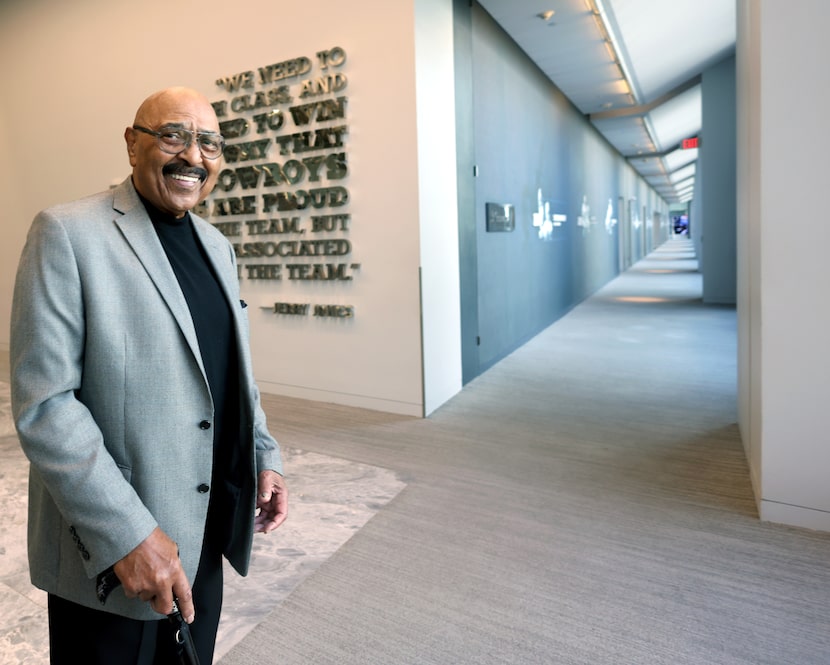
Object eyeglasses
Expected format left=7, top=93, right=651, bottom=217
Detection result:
left=132, top=124, right=225, bottom=160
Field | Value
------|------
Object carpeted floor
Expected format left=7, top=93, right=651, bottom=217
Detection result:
left=220, top=238, right=830, bottom=665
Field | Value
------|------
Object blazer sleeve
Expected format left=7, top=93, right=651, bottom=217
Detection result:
left=252, top=379, right=283, bottom=476
left=10, top=210, right=158, bottom=576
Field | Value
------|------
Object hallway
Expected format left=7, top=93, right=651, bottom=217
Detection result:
left=227, top=237, right=830, bottom=664
left=3, top=238, right=830, bottom=664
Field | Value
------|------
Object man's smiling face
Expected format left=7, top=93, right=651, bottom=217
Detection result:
left=125, top=87, right=222, bottom=218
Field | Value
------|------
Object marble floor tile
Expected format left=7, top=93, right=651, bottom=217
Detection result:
left=0, top=582, right=48, bottom=665
left=0, top=382, right=406, bottom=664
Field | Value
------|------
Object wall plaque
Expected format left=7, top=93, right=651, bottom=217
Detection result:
left=486, top=203, right=515, bottom=232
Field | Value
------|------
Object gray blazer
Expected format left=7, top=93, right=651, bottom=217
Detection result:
left=10, top=178, right=282, bottom=620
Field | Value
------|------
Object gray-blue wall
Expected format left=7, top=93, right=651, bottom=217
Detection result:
left=700, top=55, right=737, bottom=305
left=457, top=2, right=667, bottom=380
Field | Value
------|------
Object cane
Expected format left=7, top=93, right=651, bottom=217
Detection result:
left=96, top=567, right=201, bottom=665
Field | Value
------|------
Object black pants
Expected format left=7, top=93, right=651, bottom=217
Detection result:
left=47, top=538, right=223, bottom=665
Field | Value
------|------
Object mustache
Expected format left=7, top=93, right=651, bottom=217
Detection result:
left=162, top=163, right=208, bottom=182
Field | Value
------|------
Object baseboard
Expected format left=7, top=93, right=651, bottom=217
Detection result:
left=760, top=499, right=830, bottom=533
left=256, top=379, right=424, bottom=417
left=0, top=348, right=8, bottom=383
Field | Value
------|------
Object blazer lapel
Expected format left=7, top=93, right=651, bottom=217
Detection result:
left=111, top=180, right=207, bottom=381
left=190, top=217, right=250, bottom=352
left=191, top=219, right=238, bottom=309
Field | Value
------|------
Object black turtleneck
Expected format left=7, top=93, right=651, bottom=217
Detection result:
left=139, top=192, right=240, bottom=544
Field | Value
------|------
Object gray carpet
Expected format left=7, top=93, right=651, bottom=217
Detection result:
left=220, top=239, right=830, bottom=665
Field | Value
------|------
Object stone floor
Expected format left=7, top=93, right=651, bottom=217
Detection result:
left=0, top=380, right=406, bottom=664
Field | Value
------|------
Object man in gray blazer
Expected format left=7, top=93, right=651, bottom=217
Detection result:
left=10, top=86, right=288, bottom=664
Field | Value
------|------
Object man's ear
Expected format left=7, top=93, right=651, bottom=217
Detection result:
left=124, top=127, right=138, bottom=166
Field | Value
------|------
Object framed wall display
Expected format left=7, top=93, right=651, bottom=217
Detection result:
left=486, top=202, right=515, bottom=232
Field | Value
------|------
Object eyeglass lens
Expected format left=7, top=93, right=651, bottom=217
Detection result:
left=135, top=125, right=224, bottom=159
left=159, top=128, right=223, bottom=158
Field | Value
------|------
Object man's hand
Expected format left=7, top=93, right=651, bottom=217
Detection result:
left=112, top=527, right=194, bottom=623
left=255, top=470, right=288, bottom=534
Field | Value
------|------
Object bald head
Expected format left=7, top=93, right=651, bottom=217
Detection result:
left=125, top=87, right=222, bottom=217
left=133, top=87, right=219, bottom=132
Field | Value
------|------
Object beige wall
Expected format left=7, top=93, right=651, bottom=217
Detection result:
left=0, top=0, right=463, bottom=416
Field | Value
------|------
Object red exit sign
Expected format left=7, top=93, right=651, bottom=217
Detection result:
left=682, top=137, right=699, bottom=149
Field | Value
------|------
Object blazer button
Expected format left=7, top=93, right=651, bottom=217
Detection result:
left=197, top=483, right=210, bottom=493
left=199, top=420, right=211, bottom=430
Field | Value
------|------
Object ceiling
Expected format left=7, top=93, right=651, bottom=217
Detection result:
left=476, top=0, right=736, bottom=205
